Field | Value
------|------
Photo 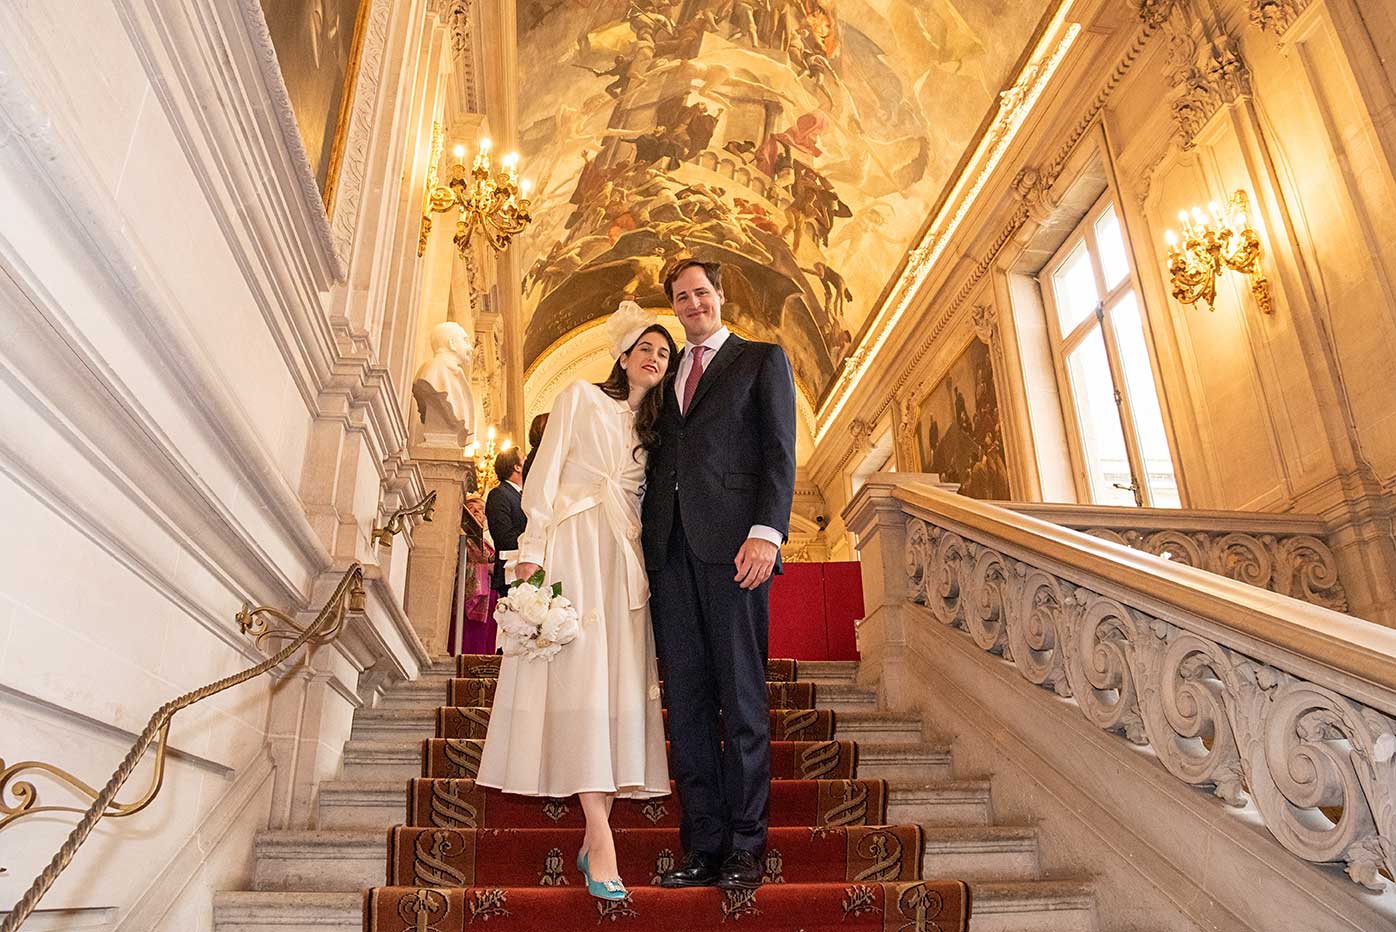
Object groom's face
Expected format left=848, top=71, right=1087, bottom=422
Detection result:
left=669, top=265, right=723, bottom=343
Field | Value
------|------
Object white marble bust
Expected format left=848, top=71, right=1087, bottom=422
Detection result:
left=412, top=321, right=476, bottom=446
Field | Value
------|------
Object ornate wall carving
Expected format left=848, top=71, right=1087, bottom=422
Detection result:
left=442, top=0, right=480, bottom=111
left=1248, top=0, right=1312, bottom=37
left=848, top=418, right=873, bottom=458
left=893, top=395, right=920, bottom=471
left=1148, top=2, right=1252, bottom=150
left=903, top=516, right=1394, bottom=891
left=971, top=303, right=998, bottom=347
left=330, top=0, right=393, bottom=265
left=1011, top=167, right=1059, bottom=226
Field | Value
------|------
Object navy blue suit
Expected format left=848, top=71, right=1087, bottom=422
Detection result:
left=642, top=334, right=797, bottom=857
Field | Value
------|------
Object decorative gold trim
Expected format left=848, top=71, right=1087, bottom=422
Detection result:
left=0, top=722, right=171, bottom=834
left=373, top=490, right=438, bottom=549
left=322, top=0, right=374, bottom=217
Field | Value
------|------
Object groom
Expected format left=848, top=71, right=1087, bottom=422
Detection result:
left=643, top=258, right=797, bottom=890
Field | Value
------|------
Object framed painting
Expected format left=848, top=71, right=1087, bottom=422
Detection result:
left=917, top=340, right=1010, bottom=500
left=260, top=0, right=372, bottom=217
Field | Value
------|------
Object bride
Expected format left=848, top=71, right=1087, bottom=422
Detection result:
left=476, top=302, right=675, bottom=901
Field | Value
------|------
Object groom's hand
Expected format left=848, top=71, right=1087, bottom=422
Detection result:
left=515, top=562, right=542, bottom=582
left=734, top=538, right=778, bottom=590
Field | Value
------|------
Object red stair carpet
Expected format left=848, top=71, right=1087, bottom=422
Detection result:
left=362, top=655, right=971, bottom=931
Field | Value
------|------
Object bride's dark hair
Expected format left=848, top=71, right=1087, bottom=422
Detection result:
left=595, top=324, right=677, bottom=457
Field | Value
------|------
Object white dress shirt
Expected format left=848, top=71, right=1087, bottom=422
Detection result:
left=677, top=326, right=783, bottom=550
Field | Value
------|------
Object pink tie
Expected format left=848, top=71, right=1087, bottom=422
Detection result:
left=681, top=345, right=707, bottom=414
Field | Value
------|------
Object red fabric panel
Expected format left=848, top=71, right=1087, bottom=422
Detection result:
left=769, top=562, right=827, bottom=659
left=821, top=562, right=864, bottom=661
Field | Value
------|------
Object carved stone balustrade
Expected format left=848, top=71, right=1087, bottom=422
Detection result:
left=845, top=476, right=1396, bottom=931
left=1008, top=502, right=1349, bottom=614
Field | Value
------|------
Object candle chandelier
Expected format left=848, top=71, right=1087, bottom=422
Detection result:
left=467, top=426, right=511, bottom=494
left=1163, top=189, right=1272, bottom=314
left=418, top=122, right=533, bottom=257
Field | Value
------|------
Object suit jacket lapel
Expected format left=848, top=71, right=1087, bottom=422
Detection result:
left=666, top=353, right=683, bottom=421
left=686, top=334, right=746, bottom=417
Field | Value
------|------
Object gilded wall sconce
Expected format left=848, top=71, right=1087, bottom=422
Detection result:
left=418, top=122, right=533, bottom=257
left=1163, top=189, right=1272, bottom=313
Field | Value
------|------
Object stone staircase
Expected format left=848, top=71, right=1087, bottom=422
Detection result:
left=213, top=659, right=1100, bottom=931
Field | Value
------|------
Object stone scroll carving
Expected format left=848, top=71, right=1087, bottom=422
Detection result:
left=1080, top=527, right=1348, bottom=613
left=904, top=517, right=1396, bottom=891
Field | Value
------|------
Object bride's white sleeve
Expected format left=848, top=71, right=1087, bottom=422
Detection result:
left=514, top=381, right=584, bottom=568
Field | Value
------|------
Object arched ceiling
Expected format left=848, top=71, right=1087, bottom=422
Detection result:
left=515, top=0, right=1053, bottom=406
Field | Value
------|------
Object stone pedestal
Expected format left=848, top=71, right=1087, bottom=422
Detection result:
left=404, top=445, right=471, bottom=656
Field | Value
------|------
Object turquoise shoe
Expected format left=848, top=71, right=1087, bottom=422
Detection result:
left=580, top=860, right=628, bottom=901
left=576, top=850, right=588, bottom=874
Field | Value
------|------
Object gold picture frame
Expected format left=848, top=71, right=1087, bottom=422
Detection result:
left=260, top=0, right=373, bottom=219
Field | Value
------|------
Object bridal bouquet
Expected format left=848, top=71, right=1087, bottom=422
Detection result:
left=494, top=570, right=580, bottom=662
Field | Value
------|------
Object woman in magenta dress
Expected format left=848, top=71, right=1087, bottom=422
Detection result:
left=453, top=494, right=499, bottom=655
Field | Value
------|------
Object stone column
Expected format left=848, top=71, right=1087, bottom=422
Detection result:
left=405, top=446, right=471, bottom=656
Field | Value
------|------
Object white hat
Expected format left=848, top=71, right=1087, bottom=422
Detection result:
left=603, top=300, right=657, bottom=360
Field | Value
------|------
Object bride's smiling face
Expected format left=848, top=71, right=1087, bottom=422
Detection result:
left=623, top=332, right=671, bottom=392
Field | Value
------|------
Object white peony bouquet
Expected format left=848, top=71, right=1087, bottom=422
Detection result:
left=494, top=569, right=580, bottom=661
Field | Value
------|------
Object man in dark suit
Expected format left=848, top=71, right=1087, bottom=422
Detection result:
left=642, top=258, right=797, bottom=891
left=484, top=447, right=526, bottom=597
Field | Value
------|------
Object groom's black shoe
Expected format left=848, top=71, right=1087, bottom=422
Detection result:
left=657, top=851, right=721, bottom=888
left=716, top=849, right=762, bottom=890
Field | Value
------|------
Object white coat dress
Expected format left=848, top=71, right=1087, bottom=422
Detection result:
left=476, top=380, right=670, bottom=798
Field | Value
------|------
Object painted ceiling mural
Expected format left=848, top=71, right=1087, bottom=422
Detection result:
left=516, top=0, right=1050, bottom=401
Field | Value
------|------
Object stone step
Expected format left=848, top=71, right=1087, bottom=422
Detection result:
left=316, top=777, right=991, bottom=831
left=885, top=779, right=992, bottom=827
left=376, top=681, right=448, bottom=709
left=338, top=738, right=950, bottom=784
left=252, top=831, right=384, bottom=892
left=920, top=825, right=1040, bottom=881
left=251, top=823, right=1030, bottom=893
left=788, top=659, right=860, bottom=684
left=970, top=879, right=1096, bottom=932
left=349, top=707, right=919, bottom=744
left=212, top=891, right=361, bottom=932
left=853, top=742, right=953, bottom=782
left=340, top=740, right=422, bottom=782
left=217, top=880, right=1095, bottom=932
left=376, top=664, right=872, bottom=711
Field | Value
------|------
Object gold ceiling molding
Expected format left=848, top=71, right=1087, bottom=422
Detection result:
left=812, top=3, right=1083, bottom=444
left=859, top=14, right=1161, bottom=437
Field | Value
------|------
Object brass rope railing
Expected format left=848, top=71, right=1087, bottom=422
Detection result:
left=0, top=494, right=432, bottom=931
left=371, top=489, right=436, bottom=549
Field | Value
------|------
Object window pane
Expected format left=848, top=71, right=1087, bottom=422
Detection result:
left=1050, top=241, right=1099, bottom=333
left=1095, top=205, right=1129, bottom=290
left=1111, top=293, right=1180, bottom=507
left=1066, top=326, right=1136, bottom=506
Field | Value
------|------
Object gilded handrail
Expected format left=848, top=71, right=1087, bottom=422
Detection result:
left=372, top=488, right=437, bottom=548
left=0, top=566, right=365, bottom=932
